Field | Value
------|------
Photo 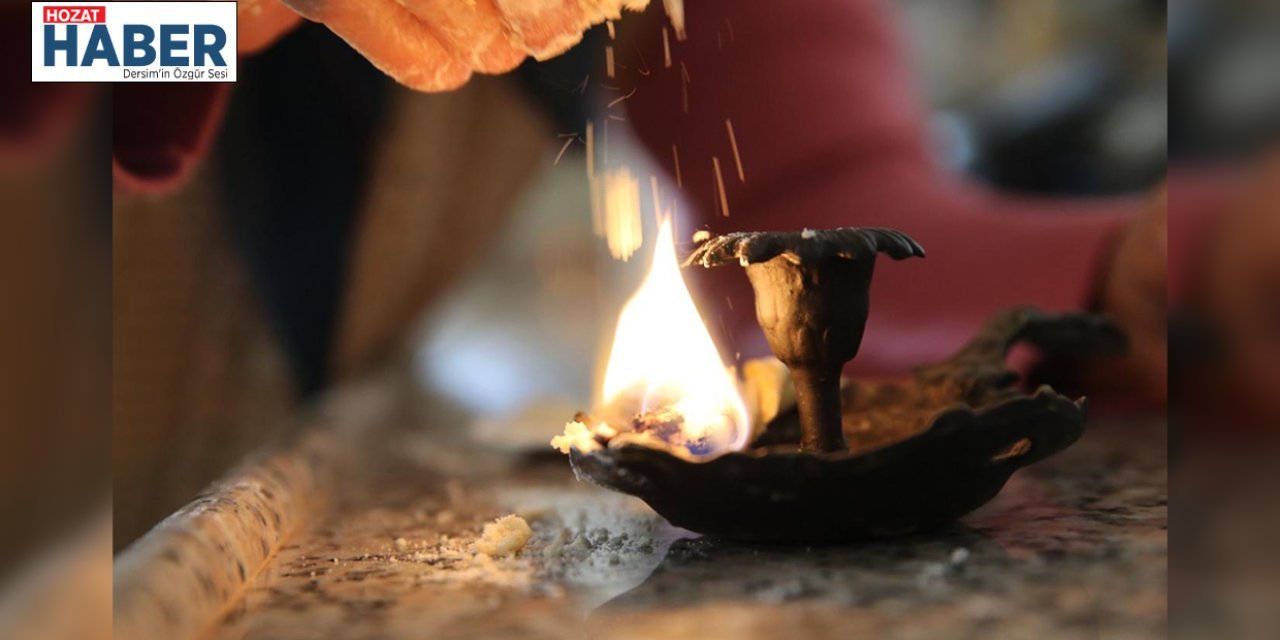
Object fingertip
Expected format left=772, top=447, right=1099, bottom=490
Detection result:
left=238, top=0, right=304, bottom=55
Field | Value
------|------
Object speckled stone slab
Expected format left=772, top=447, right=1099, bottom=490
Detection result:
left=117, top=403, right=1166, bottom=640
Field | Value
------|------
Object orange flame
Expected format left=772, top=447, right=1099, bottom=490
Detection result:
left=599, top=218, right=750, bottom=457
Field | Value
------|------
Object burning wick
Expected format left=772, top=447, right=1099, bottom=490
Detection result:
left=552, top=219, right=750, bottom=460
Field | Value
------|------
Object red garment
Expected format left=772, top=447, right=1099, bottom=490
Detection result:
left=621, top=0, right=1137, bottom=375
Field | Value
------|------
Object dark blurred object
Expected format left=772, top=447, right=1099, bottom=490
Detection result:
left=1170, top=0, right=1280, bottom=161
left=218, top=23, right=390, bottom=396
left=1168, top=4, right=1280, bottom=638
left=899, top=0, right=1167, bottom=195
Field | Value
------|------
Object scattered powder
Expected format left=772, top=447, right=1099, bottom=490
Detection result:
left=472, top=516, right=533, bottom=557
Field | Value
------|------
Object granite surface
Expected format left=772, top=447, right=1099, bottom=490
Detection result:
left=199, top=417, right=1166, bottom=640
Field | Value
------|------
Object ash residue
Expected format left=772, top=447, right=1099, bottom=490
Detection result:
left=493, top=487, right=682, bottom=606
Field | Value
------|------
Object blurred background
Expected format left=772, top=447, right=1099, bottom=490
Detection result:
left=3, top=0, right=1280, bottom=637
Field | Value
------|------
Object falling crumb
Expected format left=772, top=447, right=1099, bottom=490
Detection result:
left=951, top=548, right=971, bottom=565
left=662, top=27, right=672, bottom=69
left=597, top=169, right=644, bottom=261
left=726, top=119, right=746, bottom=182
left=585, top=121, right=595, bottom=180
left=712, top=157, right=730, bottom=217
left=605, top=46, right=615, bottom=78
left=692, top=229, right=711, bottom=243
left=671, top=144, right=683, bottom=188
left=801, top=228, right=817, bottom=239
left=472, top=516, right=533, bottom=557
left=394, top=537, right=408, bottom=551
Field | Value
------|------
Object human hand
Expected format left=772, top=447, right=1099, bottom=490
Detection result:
left=237, top=0, right=651, bottom=91
left=1091, top=187, right=1169, bottom=406
left=1191, top=158, right=1280, bottom=425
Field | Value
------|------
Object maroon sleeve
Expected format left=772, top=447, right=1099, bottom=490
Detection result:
left=621, top=0, right=1135, bottom=375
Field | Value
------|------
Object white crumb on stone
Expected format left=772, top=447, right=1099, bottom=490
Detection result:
left=471, top=515, right=533, bottom=557
left=394, top=537, right=408, bottom=550
left=950, top=547, right=970, bottom=565
left=801, top=228, right=816, bottom=239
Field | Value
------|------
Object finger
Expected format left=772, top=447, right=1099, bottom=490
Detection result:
left=238, top=0, right=302, bottom=54
left=395, top=0, right=526, bottom=74
left=280, top=0, right=471, bottom=92
left=493, top=0, right=593, bottom=61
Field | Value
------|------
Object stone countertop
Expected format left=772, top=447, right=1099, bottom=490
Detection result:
left=188, top=416, right=1165, bottom=640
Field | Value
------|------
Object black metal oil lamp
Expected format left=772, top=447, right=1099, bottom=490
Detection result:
left=559, top=228, right=1124, bottom=542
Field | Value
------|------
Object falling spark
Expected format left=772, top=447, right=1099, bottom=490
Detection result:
left=586, top=121, right=595, bottom=180
left=633, top=43, right=651, bottom=76
left=725, top=119, right=745, bottom=182
left=606, top=46, right=616, bottom=78
left=662, top=27, right=672, bottom=69
left=606, top=20, right=615, bottom=40
left=725, top=296, right=734, bottom=310
left=671, top=144, right=683, bottom=189
left=554, top=137, right=575, bottom=165
left=608, top=114, right=627, bottom=121
left=574, top=75, right=590, bottom=94
left=712, top=157, right=730, bottom=217
left=607, top=87, right=637, bottom=109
